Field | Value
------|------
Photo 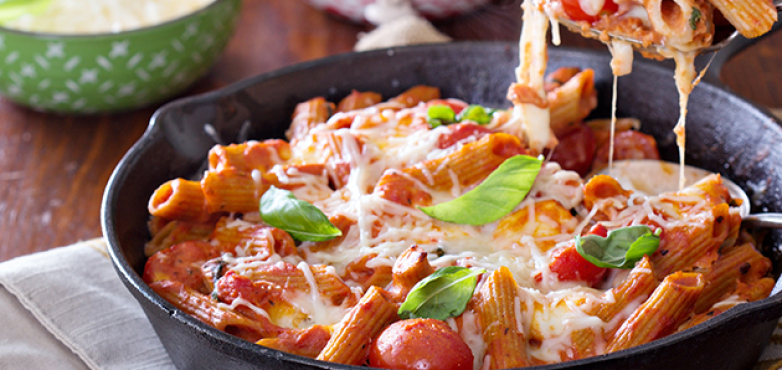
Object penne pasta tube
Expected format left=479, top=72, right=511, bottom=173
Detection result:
left=387, top=85, right=440, bottom=108
left=316, top=286, right=397, bottom=365
left=710, top=0, right=777, bottom=38
left=148, top=178, right=209, bottom=222
left=286, top=97, right=335, bottom=142
left=652, top=203, right=733, bottom=278
left=548, top=69, right=598, bottom=137
left=202, top=168, right=266, bottom=214
left=144, top=219, right=215, bottom=257
left=642, top=0, right=713, bottom=51
left=567, top=328, right=598, bottom=361
left=694, top=243, right=771, bottom=313
left=387, top=245, right=434, bottom=302
left=143, top=240, right=221, bottom=292
left=591, top=256, right=658, bottom=323
left=478, top=266, right=530, bottom=369
left=150, top=280, right=283, bottom=342
left=208, top=139, right=291, bottom=173
left=678, top=277, right=776, bottom=333
left=337, top=90, right=383, bottom=112
left=606, top=272, right=704, bottom=352
left=737, top=277, right=777, bottom=302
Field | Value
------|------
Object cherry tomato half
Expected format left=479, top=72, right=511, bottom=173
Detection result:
left=549, top=244, right=607, bottom=287
left=561, top=0, right=619, bottom=23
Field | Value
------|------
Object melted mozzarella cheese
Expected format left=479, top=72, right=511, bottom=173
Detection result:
left=219, top=297, right=271, bottom=320
left=622, top=4, right=650, bottom=26
left=510, top=0, right=553, bottom=154
left=668, top=51, right=697, bottom=190
left=459, top=309, right=487, bottom=370
left=282, top=262, right=352, bottom=327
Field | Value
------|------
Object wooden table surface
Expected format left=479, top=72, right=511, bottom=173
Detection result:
left=1, top=0, right=781, bottom=262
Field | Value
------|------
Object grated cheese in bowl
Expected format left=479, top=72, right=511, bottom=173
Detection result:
left=1, top=0, right=218, bottom=34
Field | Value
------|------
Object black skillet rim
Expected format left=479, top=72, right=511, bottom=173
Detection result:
left=101, top=41, right=782, bottom=370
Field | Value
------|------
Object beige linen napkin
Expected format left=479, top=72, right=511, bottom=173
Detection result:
left=0, top=239, right=175, bottom=370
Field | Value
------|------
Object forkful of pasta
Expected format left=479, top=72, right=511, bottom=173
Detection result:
left=549, top=0, right=781, bottom=57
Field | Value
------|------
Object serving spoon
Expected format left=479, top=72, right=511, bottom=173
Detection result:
left=598, top=160, right=782, bottom=228
left=556, top=0, right=782, bottom=57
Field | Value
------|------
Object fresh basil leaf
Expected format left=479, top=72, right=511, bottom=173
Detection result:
left=419, top=155, right=542, bottom=225
left=398, top=266, right=485, bottom=321
left=427, top=105, right=456, bottom=128
left=259, top=186, right=342, bottom=242
left=575, top=226, right=661, bottom=269
left=689, top=7, right=701, bottom=30
left=458, top=105, right=494, bottom=125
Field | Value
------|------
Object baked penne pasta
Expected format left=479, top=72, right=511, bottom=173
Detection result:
left=142, top=83, right=774, bottom=368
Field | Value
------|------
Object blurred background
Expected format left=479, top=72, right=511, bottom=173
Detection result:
left=0, top=0, right=780, bottom=261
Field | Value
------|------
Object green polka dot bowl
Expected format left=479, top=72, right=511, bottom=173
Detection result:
left=0, top=0, right=241, bottom=113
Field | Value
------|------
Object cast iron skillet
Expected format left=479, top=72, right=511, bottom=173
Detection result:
left=103, top=41, right=782, bottom=370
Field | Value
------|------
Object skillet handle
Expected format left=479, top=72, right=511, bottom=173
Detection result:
left=700, top=7, right=782, bottom=86
left=743, top=213, right=782, bottom=229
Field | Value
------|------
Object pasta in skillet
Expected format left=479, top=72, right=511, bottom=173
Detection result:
left=143, top=68, right=773, bottom=369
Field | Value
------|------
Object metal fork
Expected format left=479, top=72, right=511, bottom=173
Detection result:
left=556, top=1, right=782, bottom=56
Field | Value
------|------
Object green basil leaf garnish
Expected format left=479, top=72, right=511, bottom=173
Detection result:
left=260, top=185, right=342, bottom=242
left=428, top=104, right=496, bottom=128
left=458, top=105, right=494, bottom=125
left=427, top=105, right=456, bottom=128
left=419, top=155, right=542, bottom=225
left=575, top=226, right=662, bottom=269
left=398, top=266, right=485, bottom=321
left=689, top=7, right=702, bottom=30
